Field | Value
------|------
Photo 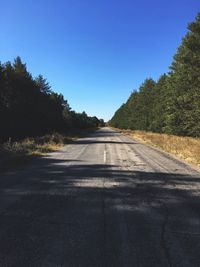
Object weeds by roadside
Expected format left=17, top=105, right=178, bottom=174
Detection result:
left=1, top=133, right=69, bottom=155
left=0, top=128, right=98, bottom=173
left=0, top=133, right=70, bottom=173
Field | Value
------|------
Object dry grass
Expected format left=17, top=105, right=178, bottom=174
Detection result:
left=117, top=129, right=200, bottom=168
left=0, top=129, right=97, bottom=173
left=0, top=133, right=71, bottom=173
left=1, top=133, right=68, bottom=155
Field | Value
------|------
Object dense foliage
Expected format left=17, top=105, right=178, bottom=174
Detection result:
left=110, top=13, right=200, bottom=137
left=0, top=57, right=104, bottom=141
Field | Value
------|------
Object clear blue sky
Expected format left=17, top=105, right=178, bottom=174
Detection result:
left=1, top=0, right=200, bottom=121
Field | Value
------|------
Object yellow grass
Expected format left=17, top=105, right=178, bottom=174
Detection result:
left=117, top=129, right=200, bottom=168
left=0, top=133, right=70, bottom=173
left=0, top=129, right=96, bottom=173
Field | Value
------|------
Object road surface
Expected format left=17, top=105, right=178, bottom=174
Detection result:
left=0, top=127, right=200, bottom=266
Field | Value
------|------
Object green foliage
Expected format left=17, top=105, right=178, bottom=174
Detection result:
left=164, top=13, right=200, bottom=136
left=110, top=13, right=200, bottom=137
left=0, top=57, right=104, bottom=141
left=110, top=104, right=130, bottom=129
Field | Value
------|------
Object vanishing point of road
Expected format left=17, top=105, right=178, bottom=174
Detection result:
left=0, top=127, right=200, bottom=266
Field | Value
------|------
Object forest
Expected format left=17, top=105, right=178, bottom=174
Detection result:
left=0, top=57, right=104, bottom=142
left=110, top=13, right=200, bottom=137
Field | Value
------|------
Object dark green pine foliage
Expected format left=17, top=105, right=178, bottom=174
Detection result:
left=151, top=74, right=169, bottom=133
left=110, top=78, right=156, bottom=130
left=164, top=13, right=200, bottom=136
left=110, top=13, right=200, bottom=137
left=0, top=57, right=104, bottom=141
left=110, top=103, right=130, bottom=129
left=131, top=78, right=156, bottom=131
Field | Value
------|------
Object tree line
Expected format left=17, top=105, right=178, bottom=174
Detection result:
left=110, top=13, right=200, bottom=137
left=0, top=57, right=104, bottom=142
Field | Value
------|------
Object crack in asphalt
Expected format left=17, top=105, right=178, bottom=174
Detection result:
left=159, top=201, right=172, bottom=267
left=1, top=128, right=200, bottom=266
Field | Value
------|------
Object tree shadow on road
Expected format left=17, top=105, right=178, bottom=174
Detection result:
left=0, top=157, right=200, bottom=266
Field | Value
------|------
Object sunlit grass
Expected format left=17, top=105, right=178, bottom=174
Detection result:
left=0, top=133, right=71, bottom=172
left=117, top=129, right=200, bottom=168
left=0, top=129, right=97, bottom=173
left=1, top=133, right=67, bottom=154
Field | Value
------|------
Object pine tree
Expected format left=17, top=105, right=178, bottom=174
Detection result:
left=35, top=75, right=51, bottom=95
left=165, top=13, right=200, bottom=136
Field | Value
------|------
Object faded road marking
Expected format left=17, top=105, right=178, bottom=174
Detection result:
left=104, top=150, right=107, bottom=163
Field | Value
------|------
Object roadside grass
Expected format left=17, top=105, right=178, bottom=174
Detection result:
left=116, top=129, right=200, bottom=168
left=0, top=128, right=98, bottom=173
left=0, top=133, right=71, bottom=173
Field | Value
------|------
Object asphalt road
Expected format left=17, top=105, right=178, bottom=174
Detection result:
left=0, top=127, right=200, bottom=266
